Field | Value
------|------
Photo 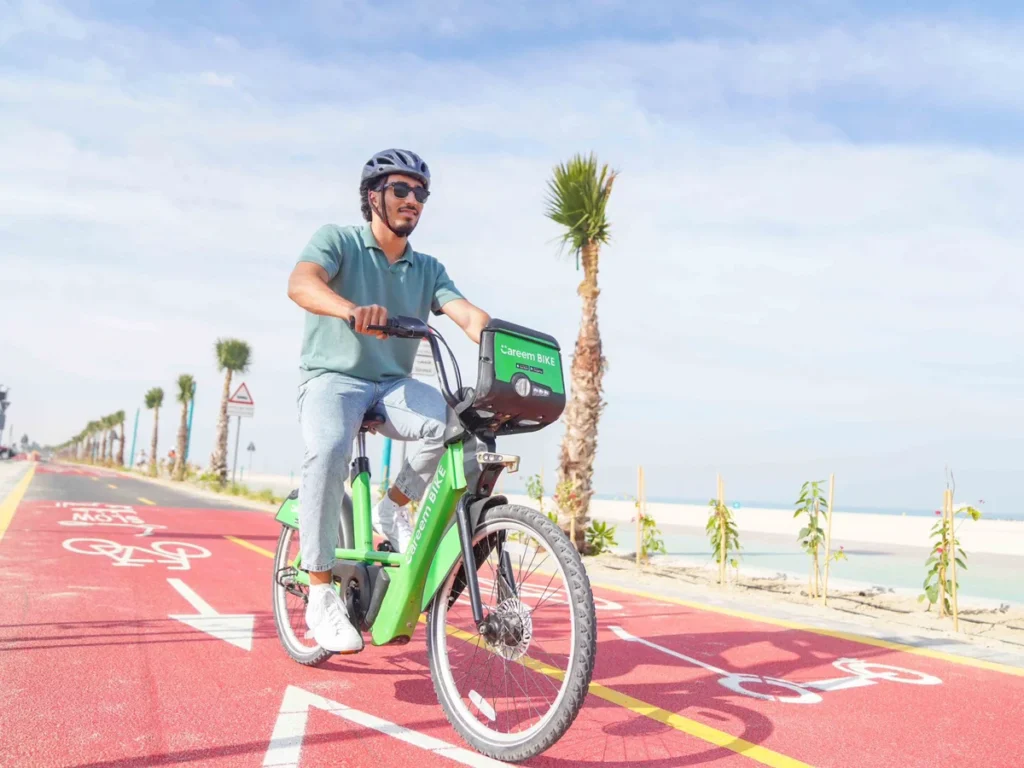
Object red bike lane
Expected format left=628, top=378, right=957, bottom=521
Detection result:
left=2, top=479, right=1023, bottom=767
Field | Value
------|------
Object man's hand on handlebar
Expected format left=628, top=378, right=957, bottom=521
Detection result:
left=349, top=305, right=388, bottom=340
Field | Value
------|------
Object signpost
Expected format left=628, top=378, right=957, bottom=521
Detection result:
left=0, top=385, right=9, bottom=437
left=128, top=408, right=140, bottom=468
left=411, top=339, right=436, bottom=381
left=184, top=382, right=197, bottom=463
left=247, top=441, right=256, bottom=475
left=227, top=383, right=254, bottom=484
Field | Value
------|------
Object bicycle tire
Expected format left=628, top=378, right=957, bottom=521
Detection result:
left=425, top=503, right=596, bottom=762
left=271, top=526, right=333, bottom=667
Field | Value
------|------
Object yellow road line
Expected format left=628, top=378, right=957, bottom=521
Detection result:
left=226, top=533, right=809, bottom=767
left=446, top=623, right=809, bottom=768
left=0, top=465, right=36, bottom=545
left=586, top=580, right=1024, bottom=678
left=107, top=484, right=118, bottom=489
left=91, top=476, right=99, bottom=481
left=225, top=535, right=274, bottom=558
left=137, top=497, right=156, bottom=506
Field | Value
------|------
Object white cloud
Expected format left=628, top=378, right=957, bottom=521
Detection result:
left=1, top=3, right=1022, bottom=513
left=198, top=71, right=235, bottom=88
left=0, top=0, right=88, bottom=45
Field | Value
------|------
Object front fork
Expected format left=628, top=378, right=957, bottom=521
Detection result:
left=457, top=457, right=519, bottom=629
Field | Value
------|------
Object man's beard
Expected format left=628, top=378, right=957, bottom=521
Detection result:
left=390, top=214, right=418, bottom=237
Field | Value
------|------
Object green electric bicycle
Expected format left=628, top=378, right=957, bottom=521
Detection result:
left=271, top=316, right=597, bottom=762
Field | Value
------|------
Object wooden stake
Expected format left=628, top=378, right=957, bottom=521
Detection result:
left=822, top=473, right=835, bottom=605
left=718, top=475, right=726, bottom=585
left=938, top=490, right=948, bottom=617
left=539, top=466, right=544, bottom=517
left=947, top=489, right=960, bottom=632
left=636, top=466, right=644, bottom=567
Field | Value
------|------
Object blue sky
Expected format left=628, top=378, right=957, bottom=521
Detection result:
left=1, top=0, right=1022, bottom=514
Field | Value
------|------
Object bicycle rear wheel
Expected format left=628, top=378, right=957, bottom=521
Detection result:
left=425, top=504, right=596, bottom=762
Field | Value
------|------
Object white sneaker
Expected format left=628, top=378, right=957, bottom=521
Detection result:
left=305, top=586, right=363, bottom=654
left=374, top=498, right=414, bottom=552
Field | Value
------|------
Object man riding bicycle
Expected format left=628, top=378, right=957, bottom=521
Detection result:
left=287, top=149, right=491, bottom=654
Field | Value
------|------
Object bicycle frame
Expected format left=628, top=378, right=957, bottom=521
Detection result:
left=275, top=440, right=489, bottom=646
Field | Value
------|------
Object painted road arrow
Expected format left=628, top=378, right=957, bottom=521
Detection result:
left=167, top=577, right=254, bottom=651
left=263, top=685, right=510, bottom=768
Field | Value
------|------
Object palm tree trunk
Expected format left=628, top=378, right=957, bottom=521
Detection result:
left=209, top=369, right=232, bottom=484
left=117, top=420, right=125, bottom=466
left=150, top=408, right=160, bottom=477
left=174, top=401, right=189, bottom=481
left=101, top=433, right=108, bottom=465
left=558, top=242, right=605, bottom=552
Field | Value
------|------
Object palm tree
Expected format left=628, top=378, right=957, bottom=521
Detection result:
left=145, top=388, right=164, bottom=477
left=544, top=152, right=617, bottom=552
left=100, top=416, right=112, bottom=464
left=208, top=339, right=251, bottom=484
left=85, top=420, right=99, bottom=463
left=173, top=374, right=195, bottom=481
left=115, top=410, right=126, bottom=466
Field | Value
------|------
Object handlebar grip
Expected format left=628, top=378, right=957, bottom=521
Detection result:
left=347, top=316, right=392, bottom=333
left=347, top=315, right=427, bottom=339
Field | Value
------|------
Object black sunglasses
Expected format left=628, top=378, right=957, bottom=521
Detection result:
left=380, top=181, right=430, bottom=204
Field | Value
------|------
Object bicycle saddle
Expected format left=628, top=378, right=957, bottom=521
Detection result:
left=359, top=407, right=386, bottom=434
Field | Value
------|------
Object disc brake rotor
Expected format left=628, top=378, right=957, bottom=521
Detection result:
left=491, top=597, right=533, bottom=661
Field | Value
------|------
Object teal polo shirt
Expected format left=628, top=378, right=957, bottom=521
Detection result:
left=296, top=223, right=464, bottom=383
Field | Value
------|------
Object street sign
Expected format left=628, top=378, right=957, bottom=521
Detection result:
left=247, top=442, right=255, bottom=452
left=411, top=340, right=436, bottom=382
left=227, top=382, right=254, bottom=418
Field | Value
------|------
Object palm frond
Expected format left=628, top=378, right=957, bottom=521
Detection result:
left=144, top=387, right=164, bottom=409
left=544, top=152, right=617, bottom=266
left=176, top=374, right=196, bottom=404
left=215, top=338, right=252, bottom=373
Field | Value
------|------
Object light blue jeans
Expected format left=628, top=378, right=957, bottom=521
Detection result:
left=296, top=371, right=480, bottom=571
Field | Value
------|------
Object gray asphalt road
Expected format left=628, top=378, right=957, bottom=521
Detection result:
left=23, top=463, right=264, bottom=511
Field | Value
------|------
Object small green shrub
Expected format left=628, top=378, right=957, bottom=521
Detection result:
left=585, top=520, right=618, bottom=555
left=706, top=498, right=741, bottom=578
left=639, top=510, right=666, bottom=560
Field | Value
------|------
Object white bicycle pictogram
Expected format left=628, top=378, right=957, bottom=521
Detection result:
left=61, top=538, right=211, bottom=570
left=611, top=626, right=941, bottom=704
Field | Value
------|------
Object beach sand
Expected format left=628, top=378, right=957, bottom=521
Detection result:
left=582, top=552, right=1024, bottom=655
left=501, top=494, right=1024, bottom=557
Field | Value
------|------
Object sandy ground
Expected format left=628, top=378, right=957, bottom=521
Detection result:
left=499, top=493, right=1024, bottom=556
left=584, top=551, right=1024, bottom=656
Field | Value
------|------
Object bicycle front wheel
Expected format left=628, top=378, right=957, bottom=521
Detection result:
left=425, top=504, right=596, bottom=762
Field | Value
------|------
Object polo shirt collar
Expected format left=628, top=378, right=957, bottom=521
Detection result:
left=360, top=223, right=414, bottom=264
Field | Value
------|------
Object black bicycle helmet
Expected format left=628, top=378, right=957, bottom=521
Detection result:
left=361, top=148, right=430, bottom=189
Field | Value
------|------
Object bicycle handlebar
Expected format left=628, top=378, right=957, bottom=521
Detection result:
left=347, top=315, right=464, bottom=410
